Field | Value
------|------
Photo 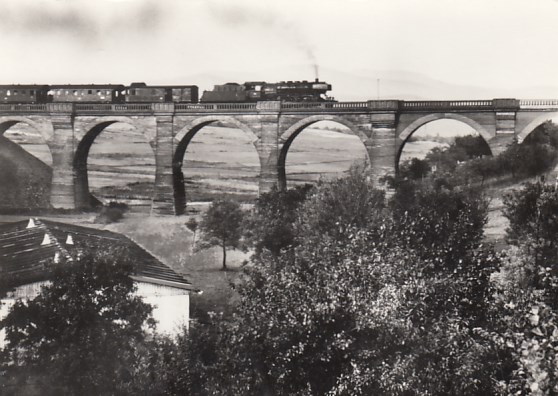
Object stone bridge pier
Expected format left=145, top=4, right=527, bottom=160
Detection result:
left=0, top=98, right=557, bottom=215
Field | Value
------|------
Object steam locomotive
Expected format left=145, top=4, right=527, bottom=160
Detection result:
left=200, top=79, right=333, bottom=102
left=0, top=79, right=333, bottom=104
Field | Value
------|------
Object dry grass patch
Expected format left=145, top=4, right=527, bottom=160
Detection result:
left=105, top=214, right=248, bottom=317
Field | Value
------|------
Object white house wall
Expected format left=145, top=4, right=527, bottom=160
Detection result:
left=135, top=281, right=191, bottom=334
left=0, top=281, right=47, bottom=347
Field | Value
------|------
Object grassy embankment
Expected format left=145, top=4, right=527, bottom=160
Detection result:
left=105, top=215, right=248, bottom=319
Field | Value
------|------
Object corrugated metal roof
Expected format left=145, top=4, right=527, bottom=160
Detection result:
left=0, top=219, right=196, bottom=291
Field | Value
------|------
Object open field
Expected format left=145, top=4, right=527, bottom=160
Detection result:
left=9, top=123, right=370, bottom=207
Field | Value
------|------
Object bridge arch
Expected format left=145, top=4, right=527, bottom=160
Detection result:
left=0, top=116, right=54, bottom=143
left=280, top=115, right=368, bottom=143
left=173, top=116, right=260, bottom=214
left=74, top=117, right=155, bottom=209
left=79, top=116, right=155, bottom=147
left=397, top=113, right=492, bottom=169
left=517, top=112, right=558, bottom=143
left=279, top=115, right=370, bottom=189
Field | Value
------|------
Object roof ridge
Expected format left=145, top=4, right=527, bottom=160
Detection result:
left=114, top=231, right=192, bottom=286
left=34, top=218, right=72, bottom=263
left=0, top=219, right=196, bottom=292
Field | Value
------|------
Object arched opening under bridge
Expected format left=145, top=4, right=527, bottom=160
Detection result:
left=173, top=118, right=260, bottom=214
left=397, top=118, right=492, bottom=183
left=279, top=120, right=369, bottom=190
left=74, top=121, right=155, bottom=211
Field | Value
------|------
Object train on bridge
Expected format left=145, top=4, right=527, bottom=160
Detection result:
left=0, top=79, right=334, bottom=105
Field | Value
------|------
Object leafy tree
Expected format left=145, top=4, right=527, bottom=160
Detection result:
left=425, top=145, right=462, bottom=173
left=490, top=244, right=558, bottom=395
left=244, top=184, right=312, bottom=257
left=399, top=157, right=431, bottom=180
left=488, top=179, right=558, bottom=394
left=199, top=198, right=244, bottom=270
left=453, top=134, right=491, bottom=159
left=0, top=248, right=155, bottom=396
left=461, top=156, right=499, bottom=185
left=503, top=181, right=558, bottom=269
left=523, top=121, right=558, bottom=149
left=218, top=222, right=501, bottom=394
left=296, top=166, right=385, bottom=244
left=185, top=217, right=199, bottom=247
left=390, top=183, right=488, bottom=264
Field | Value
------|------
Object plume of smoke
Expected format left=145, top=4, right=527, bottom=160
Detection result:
left=206, top=2, right=320, bottom=79
left=306, top=48, right=319, bottom=80
left=0, top=0, right=165, bottom=44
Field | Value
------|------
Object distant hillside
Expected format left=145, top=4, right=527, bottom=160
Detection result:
left=0, top=136, right=52, bottom=209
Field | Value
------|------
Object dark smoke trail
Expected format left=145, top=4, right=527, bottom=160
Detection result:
left=207, top=2, right=320, bottom=79
left=304, top=47, right=318, bottom=80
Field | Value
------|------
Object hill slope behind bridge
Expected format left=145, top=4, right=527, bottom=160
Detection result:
left=0, top=136, right=52, bottom=210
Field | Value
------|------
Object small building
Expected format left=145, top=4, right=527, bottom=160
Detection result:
left=0, top=218, right=197, bottom=344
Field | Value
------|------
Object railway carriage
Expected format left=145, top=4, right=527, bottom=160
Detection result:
left=48, top=85, right=126, bottom=103
left=0, top=85, right=50, bottom=103
left=125, top=83, right=198, bottom=103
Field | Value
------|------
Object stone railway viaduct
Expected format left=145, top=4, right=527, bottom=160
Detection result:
left=1, top=98, right=557, bottom=215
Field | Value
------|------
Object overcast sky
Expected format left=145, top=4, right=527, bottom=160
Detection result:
left=1, top=0, right=557, bottom=99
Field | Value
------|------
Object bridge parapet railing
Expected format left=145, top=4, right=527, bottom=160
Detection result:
left=402, top=100, right=494, bottom=111
left=74, top=103, right=153, bottom=113
left=520, top=99, right=558, bottom=109
left=175, top=103, right=257, bottom=112
left=280, top=102, right=369, bottom=111
left=0, top=104, right=48, bottom=112
left=367, top=100, right=400, bottom=110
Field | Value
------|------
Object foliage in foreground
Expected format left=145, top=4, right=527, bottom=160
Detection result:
left=160, top=172, right=503, bottom=395
left=504, top=181, right=558, bottom=267
left=0, top=248, right=155, bottom=396
left=172, top=175, right=558, bottom=395
left=244, top=184, right=312, bottom=257
left=6, top=171, right=558, bottom=395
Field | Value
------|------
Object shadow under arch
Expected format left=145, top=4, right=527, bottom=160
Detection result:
left=173, top=116, right=259, bottom=214
left=517, top=112, right=558, bottom=144
left=0, top=117, right=54, bottom=208
left=278, top=116, right=370, bottom=190
left=396, top=113, right=493, bottom=171
left=74, top=119, right=150, bottom=209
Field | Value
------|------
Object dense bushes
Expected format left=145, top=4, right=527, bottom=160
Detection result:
left=161, top=170, right=504, bottom=395
left=95, top=201, right=129, bottom=224
left=5, top=168, right=558, bottom=394
left=399, top=121, right=558, bottom=187
left=176, top=171, right=558, bottom=395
